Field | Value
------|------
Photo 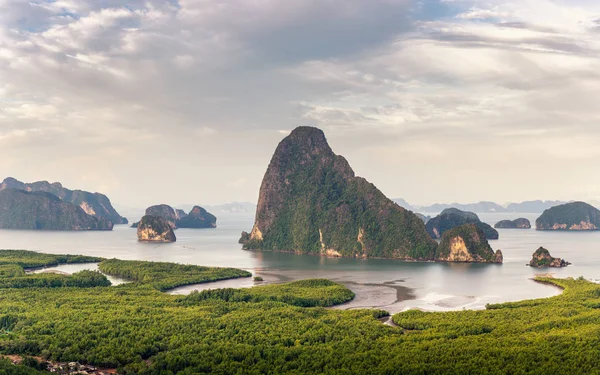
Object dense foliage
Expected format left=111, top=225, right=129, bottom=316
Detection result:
left=536, top=201, right=600, bottom=230
left=0, top=270, right=110, bottom=289
left=243, top=126, right=437, bottom=260
left=4, top=251, right=600, bottom=374
left=0, top=250, right=102, bottom=269
left=0, top=358, right=46, bottom=374
left=180, top=279, right=354, bottom=307
left=426, top=208, right=499, bottom=240
left=0, top=189, right=113, bottom=230
left=98, top=259, right=251, bottom=291
left=435, top=224, right=502, bottom=263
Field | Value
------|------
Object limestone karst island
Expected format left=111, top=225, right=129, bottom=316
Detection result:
left=2, top=1, right=600, bottom=373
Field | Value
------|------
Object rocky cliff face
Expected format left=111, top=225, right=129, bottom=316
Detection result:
left=0, top=177, right=127, bottom=225
left=145, top=205, right=179, bottom=228
left=494, top=218, right=531, bottom=229
left=435, top=224, right=503, bottom=263
left=536, top=202, right=600, bottom=231
left=137, top=215, right=176, bottom=242
left=426, top=208, right=499, bottom=240
left=529, top=247, right=570, bottom=267
left=0, top=189, right=113, bottom=230
left=242, top=126, right=437, bottom=260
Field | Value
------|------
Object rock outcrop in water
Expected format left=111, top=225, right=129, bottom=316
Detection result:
left=426, top=208, right=499, bottom=240
left=435, top=224, right=503, bottom=263
left=528, top=247, right=570, bottom=267
left=0, top=177, right=128, bottom=225
left=132, top=204, right=217, bottom=229
left=536, top=202, right=600, bottom=231
left=0, top=189, right=113, bottom=230
left=178, top=206, right=217, bottom=228
left=137, top=215, right=176, bottom=242
left=241, top=126, right=438, bottom=259
left=494, top=218, right=531, bottom=229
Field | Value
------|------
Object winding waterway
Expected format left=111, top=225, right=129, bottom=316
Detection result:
left=3, top=212, right=598, bottom=313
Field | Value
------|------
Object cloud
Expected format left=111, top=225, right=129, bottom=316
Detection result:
left=0, top=0, right=600, bottom=206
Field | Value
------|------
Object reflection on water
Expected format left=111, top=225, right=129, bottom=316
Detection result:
left=2, top=212, right=598, bottom=313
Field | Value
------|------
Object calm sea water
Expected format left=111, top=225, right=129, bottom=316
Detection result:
left=2, top=212, right=598, bottom=313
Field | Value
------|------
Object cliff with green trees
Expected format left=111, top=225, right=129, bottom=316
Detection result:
left=426, top=208, right=499, bottom=239
left=536, top=201, right=600, bottom=230
left=435, top=224, right=503, bottom=263
left=0, top=177, right=128, bottom=224
left=0, top=189, right=113, bottom=231
left=241, top=126, right=437, bottom=260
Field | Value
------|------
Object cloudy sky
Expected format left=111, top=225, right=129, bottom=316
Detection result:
left=1, top=0, right=599, bottom=209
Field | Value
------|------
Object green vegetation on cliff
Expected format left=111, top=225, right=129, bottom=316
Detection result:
left=426, top=208, right=499, bottom=239
left=536, top=201, right=600, bottom=230
left=243, top=126, right=437, bottom=260
left=0, top=189, right=113, bottom=231
left=0, top=250, right=102, bottom=269
left=2, top=251, right=600, bottom=373
left=0, top=269, right=110, bottom=289
left=435, top=224, right=503, bottom=263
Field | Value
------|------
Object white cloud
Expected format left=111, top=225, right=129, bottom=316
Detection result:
left=0, top=0, right=599, bottom=205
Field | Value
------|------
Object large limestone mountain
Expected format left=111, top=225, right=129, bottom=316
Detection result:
left=241, top=126, right=437, bottom=260
left=0, top=177, right=128, bottom=225
left=0, top=189, right=113, bottom=230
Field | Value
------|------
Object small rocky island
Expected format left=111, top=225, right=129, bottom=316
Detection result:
left=435, top=224, right=503, bottom=263
left=137, top=215, right=176, bottom=242
left=536, top=202, right=600, bottom=231
left=0, top=177, right=128, bottom=224
left=132, top=204, right=217, bottom=229
left=529, top=247, right=570, bottom=267
left=0, top=189, right=113, bottom=230
left=494, top=218, right=531, bottom=229
left=426, top=208, right=499, bottom=240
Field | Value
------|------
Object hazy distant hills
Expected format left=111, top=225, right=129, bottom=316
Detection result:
left=393, top=199, right=573, bottom=214
left=0, top=177, right=128, bottom=224
left=202, top=202, right=256, bottom=214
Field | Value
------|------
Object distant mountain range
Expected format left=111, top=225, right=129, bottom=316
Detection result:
left=393, top=199, right=574, bottom=214
left=202, top=202, right=256, bottom=214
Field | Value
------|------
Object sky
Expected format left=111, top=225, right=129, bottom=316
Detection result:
left=1, top=0, right=600, bottom=208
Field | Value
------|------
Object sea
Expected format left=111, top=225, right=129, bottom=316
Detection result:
left=3, top=212, right=599, bottom=314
